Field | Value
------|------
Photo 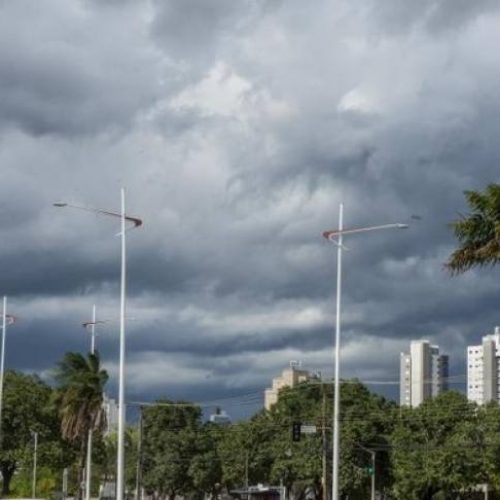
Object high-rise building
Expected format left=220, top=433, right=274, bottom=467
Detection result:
left=400, top=340, right=449, bottom=407
left=264, top=362, right=319, bottom=410
left=103, top=394, right=119, bottom=435
left=467, top=326, right=500, bottom=405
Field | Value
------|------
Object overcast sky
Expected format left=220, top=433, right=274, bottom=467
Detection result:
left=0, top=0, right=499, bottom=419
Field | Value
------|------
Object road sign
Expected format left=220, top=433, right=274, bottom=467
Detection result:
left=300, top=424, right=317, bottom=434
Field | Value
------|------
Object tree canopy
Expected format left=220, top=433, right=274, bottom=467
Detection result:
left=53, top=351, right=108, bottom=499
left=447, top=183, right=500, bottom=273
left=0, top=370, right=73, bottom=496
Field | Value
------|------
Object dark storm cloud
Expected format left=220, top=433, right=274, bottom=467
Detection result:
left=0, top=0, right=499, bottom=411
left=151, top=0, right=242, bottom=62
left=150, top=0, right=279, bottom=63
left=0, top=244, right=201, bottom=297
left=124, top=323, right=331, bottom=358
left=362, top=0, right=500, bottom=35
left=0, top=0, right=161, bottom=137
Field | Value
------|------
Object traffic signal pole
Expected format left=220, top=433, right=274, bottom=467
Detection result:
left=322, top=384, right=327, bottom=500
left=355, top=443, right=375, bottom=500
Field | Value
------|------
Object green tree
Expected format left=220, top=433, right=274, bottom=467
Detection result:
left=54, top=351, right=108, bottom=499
left=216, top=421, right=253, bottom=489
left=263, top=380, right=392, bottom=500
left=267, top=383, right=323, bottom=499
left=478, top=403, right=500, bottom=492
left=142, top=401, right=201, bottom=498
left=188, top=424, right=223, bottom=498
left=391, top=392, right=484, bottom=499
left=0, top=370, right=70, bottom=495
left=216, top=414, right=274, bottom=492
left=447, top=183, right=500, bottom=273
left=337, top=382, right=394, bottom=499
left=97, top=428, right=138, bottom=495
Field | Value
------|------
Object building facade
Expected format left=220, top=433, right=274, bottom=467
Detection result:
left=103, top=394, right=119, bottom=435
left=264, top=362, right=319, bottom=410
left=400, top=340, right=449, bottom=407
left=467, top=326, right=500, bottom=405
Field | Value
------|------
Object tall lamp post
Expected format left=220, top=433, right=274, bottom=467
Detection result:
left=323, top=203, right=408, bottom=500
left=32, top=431, right=38, bottom=499
left=0, top=296, right=16, bottom=445
left=54, top=188, right=143, bottom=500
left=83, top=305, right=107, bottom=500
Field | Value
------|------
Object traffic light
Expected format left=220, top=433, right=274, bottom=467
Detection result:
left=366, top=466, right=374, bottom=476
left=292, top=422, right=301, bottom=442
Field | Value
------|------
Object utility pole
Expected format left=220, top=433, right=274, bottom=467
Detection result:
left=244, top=450, right=249, bottom=489
left=321, top=378, right=327, bottom=500
left=0, top=296, right=6, bottom=448
left=370, top=450, right=375, bottom=500
left=85, top=304, right=97, bottom=500
left=0, top=297, right=16, bottom=449
left=32, top=431, right=38, bottom=499
left=355, top=443, right=376, bottom=500
left=62, top=468, right=68, bottom=500
left=135, top=406, right=144, bottom=500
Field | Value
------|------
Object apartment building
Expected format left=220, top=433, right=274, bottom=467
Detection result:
left=400, top=340, right=449, bottom=407
left=467, top=326, right=500, bottom=405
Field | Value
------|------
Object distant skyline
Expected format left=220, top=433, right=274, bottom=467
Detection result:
left=0, top=0, right=498, bottom=420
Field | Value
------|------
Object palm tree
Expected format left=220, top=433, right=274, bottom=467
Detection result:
left=54, top=351, right=108, bottom=499
left=446, top=183, right=500, bottom=274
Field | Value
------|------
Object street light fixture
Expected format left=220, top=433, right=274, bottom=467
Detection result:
left=0, top=296, right=17, bottom=446
left=323, top=203, right=408, bottom=500
left=54, top=188, right=143, bottom=500
left=53, top=202, right=143, bottom=228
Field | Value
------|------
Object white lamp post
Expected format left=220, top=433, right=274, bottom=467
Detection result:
left=83, top=305, right=107, bottom=500
left=0, top=296, right=16, bottom=445
left=32, top=431, right=38, bottom=499
left=323, top=203, right=408, bottom=500
left=54, top=188, right=142, bottom=500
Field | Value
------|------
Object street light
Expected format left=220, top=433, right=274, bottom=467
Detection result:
left=54, top=189, right=143, bottom=500
left=0, top=296, right=17, bottom=446
left=83, top=305, right=107, bottom=500
left=323, top=203, right=408, bottom=500
left=82, top=306, right=107, bottom=356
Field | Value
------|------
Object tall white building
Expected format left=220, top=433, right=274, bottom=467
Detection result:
left=264, top=362, right=319, bottom=410
left=103, top=394, right=119, bottom=435
left=467, top=326, right=500, bottom=405
left=400, top=340, right=449, bottom=407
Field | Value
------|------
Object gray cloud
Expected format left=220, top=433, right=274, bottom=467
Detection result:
left=0, top=0, right=498, bottom=416
left=361, top=0, right=500, bottom=35
left=151, top=0, right=243, bottom=61
left=0, top=0, right=161, bottom=136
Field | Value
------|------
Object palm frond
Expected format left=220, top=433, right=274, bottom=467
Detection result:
left=54, top=351, right=108, bottom=443
left=446, top=183, right=500, bottom=274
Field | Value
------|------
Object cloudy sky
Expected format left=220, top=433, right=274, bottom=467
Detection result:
left=0, top=0, right=499, bottom=419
